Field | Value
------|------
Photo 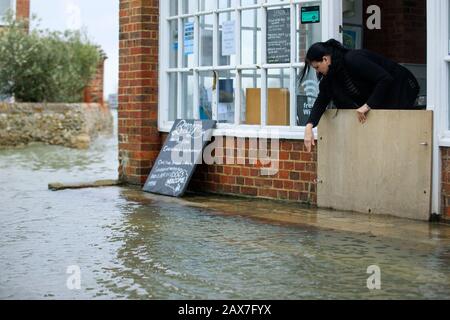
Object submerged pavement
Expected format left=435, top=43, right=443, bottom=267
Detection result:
left=125, top=187, right=450, bottom=247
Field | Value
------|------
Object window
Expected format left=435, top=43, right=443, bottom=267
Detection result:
left=160, top=0, right=326, bottom=138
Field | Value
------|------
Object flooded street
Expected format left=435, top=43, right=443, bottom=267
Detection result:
left=1, top=111, right=450, bottom=300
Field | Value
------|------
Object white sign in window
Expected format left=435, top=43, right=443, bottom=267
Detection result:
left=221, top=20, right=236, bottom=56
left=184, top=22, right=194, bottom=55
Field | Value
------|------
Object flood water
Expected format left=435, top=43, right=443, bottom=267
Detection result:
left=1, top=110, right=450, bottom=300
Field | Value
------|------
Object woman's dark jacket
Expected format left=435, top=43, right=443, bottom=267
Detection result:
left=306, top=49, right=420, bottom=128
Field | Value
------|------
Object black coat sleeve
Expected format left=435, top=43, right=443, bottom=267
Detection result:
left=345, top=51, right=394, bottom=108
left=306, top=79, right=331, bottom=128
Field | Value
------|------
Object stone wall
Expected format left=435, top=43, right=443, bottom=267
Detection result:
left=0, top=103, right=113, bottom=149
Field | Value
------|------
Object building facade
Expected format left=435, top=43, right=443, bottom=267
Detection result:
left=118, top=0, right=450, bottom=221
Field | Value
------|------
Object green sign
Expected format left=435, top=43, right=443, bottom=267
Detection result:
left=301, top=6, right=320, bottom=24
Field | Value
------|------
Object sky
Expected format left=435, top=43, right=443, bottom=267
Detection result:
left=30, top=0, right=119, bottom=100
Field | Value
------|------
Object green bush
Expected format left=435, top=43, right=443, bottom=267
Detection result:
left=0, top=13, right=100, bottom=103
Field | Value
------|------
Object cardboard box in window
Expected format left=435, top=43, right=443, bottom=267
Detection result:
left=245, top=88, right=290, bottom=125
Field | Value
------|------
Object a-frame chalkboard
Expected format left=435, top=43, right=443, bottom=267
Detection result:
left=142, top=119, right=216, bottom=197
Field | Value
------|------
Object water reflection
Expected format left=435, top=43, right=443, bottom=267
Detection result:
left=96, top=189, right=450, bottom=300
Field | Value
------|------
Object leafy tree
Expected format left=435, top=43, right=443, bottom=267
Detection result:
left=0, top=12, right=100, bottom=103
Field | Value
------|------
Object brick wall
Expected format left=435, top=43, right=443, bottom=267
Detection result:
left=15, top=0, right=30, bottom=21
left=84, top=58, right=106, bottom=105
left=118, top=0, right=161, bottom=185
left=116, top=0, right=441, bottom=214
left=189, top=138, right=318, bottom=204
left=14, top=0, right=30, bottom=31
left=117, top=0, right=318, bottom=202
left=157, top=133, right=318, bottom=205
left=363, top=0, right=426, bottom=64
left=441, top=148, right=450, bottom=221
left=0, top=0, right=29, bottom=31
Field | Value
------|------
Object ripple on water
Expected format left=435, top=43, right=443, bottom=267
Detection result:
left=1, top=112, right=450, bottom=299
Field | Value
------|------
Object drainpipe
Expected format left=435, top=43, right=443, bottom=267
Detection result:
left=428, top=0, right=449, bottom=220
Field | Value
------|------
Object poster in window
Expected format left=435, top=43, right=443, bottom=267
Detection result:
left=301, top=6, right=320, bottom=24
left=342, top=24, right=363, bottom=50
left=201, top=30, right=213, bottom=66
left=184, top=22, right=194, bottom=55
left=297, top=79, right=319, bottom=126
left=219, top=79, right=234, bottom=103
left=221, top=20, right=236, bottom=56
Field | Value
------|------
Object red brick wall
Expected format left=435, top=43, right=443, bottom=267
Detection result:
left=190, top=139, right=318, bottom=204
left=16, top=0, right=30, bottom=21
left=157, top=133, right=318, bottom=205
left=441, top=148, right=450, bottom=221
left=118, top=0, right=161, bottom=185
left=363, top=0, right=426, bottom=64
left=15, top=0, right=30, bottom=31
left=84, top=58, right=106, bottom=105
left=116, top=0, right=440, bottom=214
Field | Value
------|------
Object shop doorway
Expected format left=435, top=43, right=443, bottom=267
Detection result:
left=341, top=0, right=427, bottom=107
left=316, top=0, right=432, bottom=221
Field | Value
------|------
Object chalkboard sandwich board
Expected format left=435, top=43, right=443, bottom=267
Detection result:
left=143, top=119, right=216, bottom=197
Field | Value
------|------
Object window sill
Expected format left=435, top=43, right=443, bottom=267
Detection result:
left=439, top=137, right=450, bottom=147
left=445, top=55, right=450, bottom=62
left=439, top=129, right=450, bottom=146
left=158, top=123, right=317, bottom=140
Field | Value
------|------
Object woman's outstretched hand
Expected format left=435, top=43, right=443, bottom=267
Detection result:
left=304, top=123, right=315, bottom=153
left=357, top=104, right=371, bottom=124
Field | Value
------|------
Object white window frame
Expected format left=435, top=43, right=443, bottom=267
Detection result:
left=158, top=0, right=342, bottom=140
left=427, top=0, right=450, bottom=215
left=0, top=0, right=16, bottom=25
left=429, top=0, right=450, bottom=146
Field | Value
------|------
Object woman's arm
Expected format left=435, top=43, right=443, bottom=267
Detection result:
left=356, top=104, right=371, bottom=124
left=304, top=81, right=331, bottom=152
left=304, top=123, right=315, bottom=153
left=305, top=81, right=331, bottom=128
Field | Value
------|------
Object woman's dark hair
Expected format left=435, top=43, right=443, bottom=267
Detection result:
left=299, top=39, right=350, bottom=83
